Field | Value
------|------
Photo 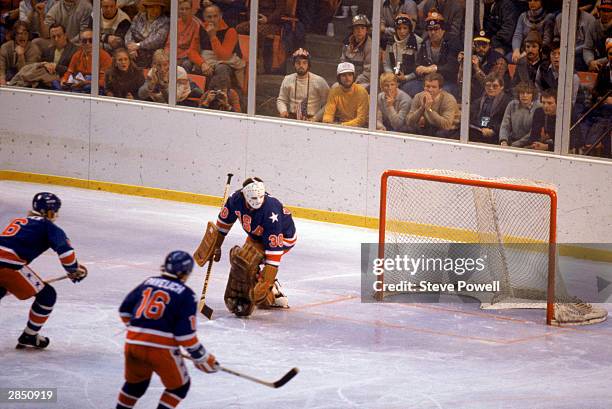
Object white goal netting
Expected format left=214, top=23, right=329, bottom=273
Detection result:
left=380, top=169, right=607, bottom=326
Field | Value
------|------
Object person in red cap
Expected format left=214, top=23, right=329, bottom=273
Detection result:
left=584, top=0, right=612, bottom=72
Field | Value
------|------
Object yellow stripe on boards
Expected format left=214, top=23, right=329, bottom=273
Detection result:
left=1, top=170, right=609, bottom=262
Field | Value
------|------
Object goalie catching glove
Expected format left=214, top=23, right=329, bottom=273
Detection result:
left=67, top=263, right=88, bottom=283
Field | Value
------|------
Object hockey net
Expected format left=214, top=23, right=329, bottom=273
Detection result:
left=378, top=169, right=607, bottom=326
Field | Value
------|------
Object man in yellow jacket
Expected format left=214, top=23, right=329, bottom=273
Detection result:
left=322, top=62, right=369, bottom=128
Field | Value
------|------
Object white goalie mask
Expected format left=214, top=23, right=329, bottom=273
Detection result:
left=242, top=178, right=266, bottom=209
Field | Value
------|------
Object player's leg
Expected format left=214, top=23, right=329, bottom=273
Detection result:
left=117, top=344, right=154, bottom=409
left=17, top=283, right=57, bottom=349
left=223, top=241, right=263, bottom=317
left=0, top=267, right=56, bottom=349
left=152, top=349, right=191, bottom=409
left=157, top=380, right=190, bottom=409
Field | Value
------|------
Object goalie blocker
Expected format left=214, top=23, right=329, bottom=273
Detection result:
left=206, top=177, right=296, bottom=317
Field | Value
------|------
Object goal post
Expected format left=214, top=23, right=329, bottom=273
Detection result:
left=377, top=169, right=606, bottom=326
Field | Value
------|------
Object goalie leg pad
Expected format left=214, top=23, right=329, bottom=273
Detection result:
left=224, top=243, right=263, bottom=316
left=194, top=222, right=220, bottom=267
left=253, top=264, right=278, bottom=306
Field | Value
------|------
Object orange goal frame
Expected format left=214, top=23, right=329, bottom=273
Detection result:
left=378, top=169, right=558, bottom=325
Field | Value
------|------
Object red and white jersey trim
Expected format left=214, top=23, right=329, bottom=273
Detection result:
left=0, top=245, right=26, bottom=267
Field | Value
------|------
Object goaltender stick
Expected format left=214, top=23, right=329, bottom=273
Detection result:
left=195, top=177, right=296, bottom=316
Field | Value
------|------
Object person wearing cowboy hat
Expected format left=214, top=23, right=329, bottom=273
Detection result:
left=277, top=48, right=330, bottom=121
left=340, top=14, right=373, bottom=91
left=125, top=0, right=170, bottom=68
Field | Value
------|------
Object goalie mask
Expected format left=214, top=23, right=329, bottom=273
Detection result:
left=162, top=250, right=194, bottom=281
left=242, top=177, right=266, bottom=209
left=32, top=192, right=61, bottom=220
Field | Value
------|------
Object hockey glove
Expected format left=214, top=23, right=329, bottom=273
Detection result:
left=68, top=264, right=88, bottom=283
left=194, top=352, right=219, bottom=373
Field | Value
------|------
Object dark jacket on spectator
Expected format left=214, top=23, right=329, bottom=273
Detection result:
left=529, top=107, right=555, bottom=151
left=593, top=62, right=612, bottom=101
left=415, top=36, right=460, bottom=87
left=511, top=56, right=542, bottom=89
left=42, top=41, right=78, bottom=79
left=474, top=0, right=521, bottom=55
left=104, top=65, right=145, bottom=98
left=419, top=0, right=465, bottom=39
left=469, top=91, right=512, bottom=144
left=470, top=48, right=510, bottom=100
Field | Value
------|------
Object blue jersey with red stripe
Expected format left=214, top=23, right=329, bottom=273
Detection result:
left=119, top=276, right=203, bottom=351
left=216, top=191, right=297, bottom=267
left=0, top=216, right=78, bottom=272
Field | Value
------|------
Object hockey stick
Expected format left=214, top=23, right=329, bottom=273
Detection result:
left=23, top=265, right=69, bottom=284
left=198, top=173, right=234, bottom=319
left=181, top=354, right=299, bottom=388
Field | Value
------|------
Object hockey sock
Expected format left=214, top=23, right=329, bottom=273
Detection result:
left=24, top=284, right=56, bottom=335
left=116, top=378, right=150, bottom=409
left=157, top=380, right=190, bottom=409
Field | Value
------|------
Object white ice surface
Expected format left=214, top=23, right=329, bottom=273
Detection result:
left=1, top=181, right=611, bottom=409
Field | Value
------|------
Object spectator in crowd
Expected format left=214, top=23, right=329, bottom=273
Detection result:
left=382, top=13, right=422, bottom=95
left=406, top=10, right=460, bottom=98
left=100, top=0, right=131, bottom=55
left=125, top=0, right=170, bottom=68
left=0, top=21, right=40, bottom=85
left=138, top=48, right=202, bottom=104
left=19, top=0, right=56, bottom=39
left=200, top=70, right=241, bottom=112
left=203, top=0, right=246, bottom=28
left=199, top=3, right=245, bottom=91
left=322, top=62, right=369, bottom=128
left=582, top=38, right=612, bottom=157
left=42, top=0, right=92, bottom=44
left=499, top=81, right=541, bottom=147
left=380, top=0, right=417, bottom=48
left=61, top=28, right=112, bottom=93
left=104, top=47, right=144, bottom=98
left=40, top=22, right=76, bottom=87
left=458, top=31, right=508, bottom=100
left=469, top=73, right=512, bottom=144
left=584, top=0, right=612, bottom=72
left=165, top=0, right=204, bottom=73
left=340, top=14, right=372, bottom=90
left=236, top=0, right=286, bottom=73
left=528, top=88, right=557, bottom=151
left=1, top=0, right=20, bottom=44
left=511, top=30, right=543, bottom=88
left=277, top=48, right=330, bottom=121
left=376, top=72, right=412, bottom=132
left=418, top=0, right=465, bottom=40
left=535, top=39, right=579, bottom=104
left=553, top=1, right=597, bottom=71
left=474, top=0, right=521, bottom=58
left=511, top=0, right=554, bottom=63
left=406, top=72, right=459, bottom=138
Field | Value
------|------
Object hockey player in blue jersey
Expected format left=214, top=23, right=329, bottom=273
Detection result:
left=0, top=192, right=88, bottom=349
left=116, top=250, right=218, bottom=409
left=195, top=177, right=297, bottom=317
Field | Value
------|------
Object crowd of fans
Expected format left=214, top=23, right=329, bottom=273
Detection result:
left=0, top=0, right=610, bottom=157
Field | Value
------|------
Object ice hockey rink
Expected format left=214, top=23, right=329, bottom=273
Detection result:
left=1, top=180, right=611, bottom=409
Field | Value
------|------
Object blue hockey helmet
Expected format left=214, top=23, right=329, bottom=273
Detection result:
left=32, top=192, right=61, bottom=218
left=162, top=250, right=194, bottom=280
